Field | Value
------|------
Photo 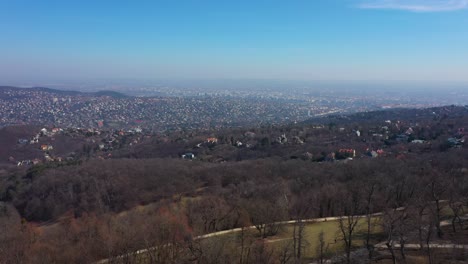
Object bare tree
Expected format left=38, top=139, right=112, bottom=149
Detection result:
left=381, top=208, right=399, bottom=264
left=448, top=174, right=466, bottom=233
left=290, top=193, right=314, bottom=262
left=408, top=193, right=429, bottom=251
left=197, top=236, right=233, bottom=264
left=292, top=219, right=308, bottom=262
left=251, top=241, right=275, bottom=264
left=362, top=179, right=377, bottom=259
left=246, top=198, right=287, bottom=238
left=426, top=173, right=447, bottom=239
left=337, top=188, right=362, bottom=264
left=395, top=209, right=411, bottom=264
left=0, top=204, right=36, bottom=264
left=424, top=216, right=436, bottom=264
left=187, top=196, right=235, bottom=234
left=315, top=230, right=329, bottom=264
left=237, top=226, right=253, bottom=264
left=278, top=242, right=294, bottom=264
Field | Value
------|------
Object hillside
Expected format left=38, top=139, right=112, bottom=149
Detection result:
left=0, top=86, right=129, bottom=98
left=0, top=85, right=314, bottom=130
left=1, top=105, right=468, bottom=263
left=3, top=105, right=467, bottom=165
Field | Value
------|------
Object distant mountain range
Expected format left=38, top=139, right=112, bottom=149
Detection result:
left=0, top=86, right=129, bottom=99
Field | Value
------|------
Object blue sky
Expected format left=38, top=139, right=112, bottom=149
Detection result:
left=1, top=0, right=468, bottom=83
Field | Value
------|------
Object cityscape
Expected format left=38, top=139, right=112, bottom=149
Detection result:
left=2, top=85, right=467, bottom=132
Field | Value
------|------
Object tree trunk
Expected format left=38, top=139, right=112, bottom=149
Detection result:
left=400, top=238, right=407, bottom=264
left=364, top=183, right=375, bottom=260
left=386, top=242, right=397, bottom=264
left=366, top=214, right=374, bottom=259
left=452, top=217, right=457, bottom=233
left=346, top=230, right=353, bottom=264
left=434, top=199, right=443, bottom=238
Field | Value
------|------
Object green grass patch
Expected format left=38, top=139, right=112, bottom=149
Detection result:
left=192, top=217, right=384, bottom=263
left=265, top=217, right=383, bottom=260
left=440, top=205, right=468, bottom=219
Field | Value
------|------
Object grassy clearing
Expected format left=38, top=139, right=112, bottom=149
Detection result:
left=191, top=217, right=383, bottom=263
left=441, top=205, right=468, bottom=219
left=264, top=217, right=383, bottom=260
left=112, top=202, right=466, bottom=263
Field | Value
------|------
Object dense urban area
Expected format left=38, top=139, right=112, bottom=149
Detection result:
left=1, top=87, right=468, bottom=263
left=2, top=86, right=467, bottom=132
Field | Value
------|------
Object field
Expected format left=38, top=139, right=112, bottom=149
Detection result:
left=264, top=218, right=383, bottom=260
left=189, top=217, right=384, bottom=263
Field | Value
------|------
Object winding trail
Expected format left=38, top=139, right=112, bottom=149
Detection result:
left=374, top=215, right=468, bottom=250
left=98, top=205, right=467, bottom=264
left=95, top=210, right=395, bottom=263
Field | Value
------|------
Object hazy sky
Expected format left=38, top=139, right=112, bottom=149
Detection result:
left=1, top=0, right=468, bottom=83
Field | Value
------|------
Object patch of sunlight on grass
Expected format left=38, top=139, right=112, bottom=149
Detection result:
left=266, top=217, right=383, bottom=260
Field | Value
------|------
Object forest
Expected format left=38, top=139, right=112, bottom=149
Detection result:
left=1, top=106, right=468, bottom=263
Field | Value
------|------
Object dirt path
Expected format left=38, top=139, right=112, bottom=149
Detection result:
left=374, top=214, right=468, bottom=250
left=95, top=206, right=440, bottom=263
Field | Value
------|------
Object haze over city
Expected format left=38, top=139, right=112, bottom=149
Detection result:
left=1, top=0, right=468, bottom=87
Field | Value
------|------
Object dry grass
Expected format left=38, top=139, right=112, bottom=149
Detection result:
left=264, top=217, right=383, bottom=260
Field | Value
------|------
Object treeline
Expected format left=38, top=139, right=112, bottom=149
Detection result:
left=1, top=147, right=468, bottom=263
